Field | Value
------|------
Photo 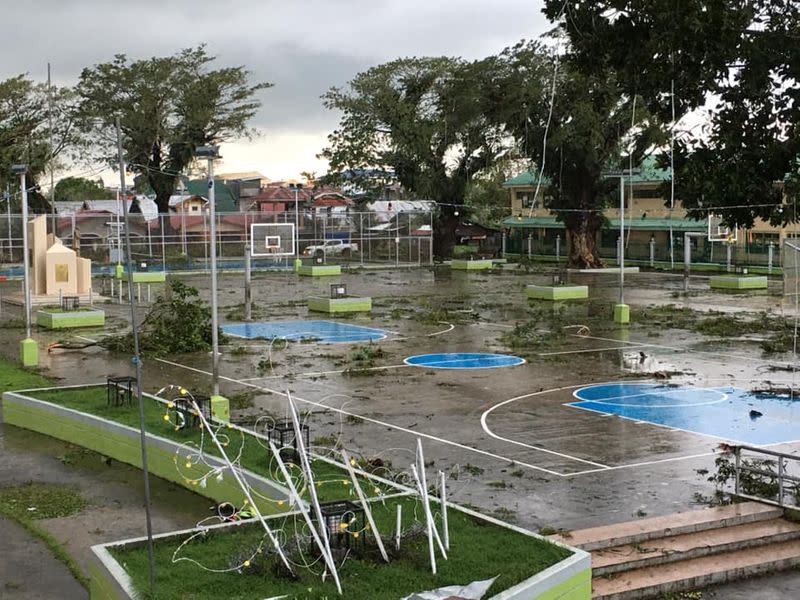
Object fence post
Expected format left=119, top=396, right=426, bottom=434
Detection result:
left=768, top=242, right=774, bottom=274
left=734, top=448, right=740, bottom=497
left=649, top=236, right=655, bottom=267
left=501, top=231, right=506, bottom=258
left=244, top=244, right=252, bottom=321
left=527, top=234, right=532, bottom=258
left=726, top=243, right=732, bottom=273
left=556, top=234, right=561, bottom=262
left=778, top=458, right=785, bottom=506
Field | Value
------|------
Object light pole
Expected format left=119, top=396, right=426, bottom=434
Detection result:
left=603, top=167, right=639, bottom=324
left=289, top=182, right=303, bottom=259
left=11, top=164, right=37, bottom=367
left=196, top=145, right=221, bottom=396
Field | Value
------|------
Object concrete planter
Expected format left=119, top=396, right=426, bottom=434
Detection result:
left=116, top=271, right=166, bottom=283
left=297, top=264, right=342, bottom=277
left=308, top=296, right=372, bottom=313
left=527, top=285, right=589, bottom=301
left=709, top=275, right=768, bottom=290
left=451, top=259, right=494, bottom=271
left=88, top=500, right=590, bottom=600
left=0, top=389, right=290, bottom=512
left=36, top=308, right=105, bottom=329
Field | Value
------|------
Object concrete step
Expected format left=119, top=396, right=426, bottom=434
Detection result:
left=551, top=502, right=782, bottom=551
left=592, top=517, right=800, bottom=576
left=592, top=538, right=800, bottom=599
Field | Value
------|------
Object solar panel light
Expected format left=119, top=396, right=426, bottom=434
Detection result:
left=11, top=164, right=27, bottom=175
left=330, top=284, right=347, bottom=299
left=194, top=145, right=221, bottom=159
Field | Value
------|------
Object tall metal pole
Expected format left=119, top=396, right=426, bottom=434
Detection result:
left=208, top=157, right=220, bottom=396
left=47, top=63, right=56, bottom=232
left=294, top=187, right=300, bottom=257
left=19, top=173, right=32, bottom=339
left=619, top=175, right=625, bottom=305
left=116, top=117, right=156, bottom=595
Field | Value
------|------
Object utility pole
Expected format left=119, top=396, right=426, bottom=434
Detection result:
left=116, top=116, right=157, bottom=596
left=47, top=63, right=56, bottom=231
left=11, top=165, right=37, bottom=367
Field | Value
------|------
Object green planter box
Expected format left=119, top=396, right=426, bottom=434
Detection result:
left=709, top=275, right=768, bottom=290
left=527, top=285, right=589, bottom=301
left=451, top=259, right=493, bottom=271
left=36, top=309, right=106, bottom=329
left=116, top=271, right=167, bottom=283
left=308, top=296, right=372, bottom=313
left=297, top=264, right=342, bottom=277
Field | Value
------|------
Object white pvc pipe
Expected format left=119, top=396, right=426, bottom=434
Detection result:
left=341, top=449, right=389, bottom=562
left=439, top=470, right=449, bottom=551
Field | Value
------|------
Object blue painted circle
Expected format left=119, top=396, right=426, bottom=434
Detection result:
left=404, top=353, right=525, bottom=369
left=222, top=320, right=387, bottom=344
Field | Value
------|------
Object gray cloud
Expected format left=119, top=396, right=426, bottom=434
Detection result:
left=4, top=0, right=550, bottom=176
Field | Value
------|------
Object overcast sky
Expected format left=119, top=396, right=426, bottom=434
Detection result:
left=5, top=0, right=551, bottom=182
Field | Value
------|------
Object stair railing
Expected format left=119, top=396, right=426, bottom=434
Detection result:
left=730, top=444, right=800, bottom=508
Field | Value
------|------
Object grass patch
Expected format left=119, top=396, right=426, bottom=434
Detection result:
left=0, top=482, right=87, bottom=520
left=110, top=496, right=569, bottom=600
left=0, top=481, right=90, bottom=590
left=343, top=344, right=387, bottom=376
left=0, top=357, right=51, bottom=392
left=25, top=385, right=373, bottom=503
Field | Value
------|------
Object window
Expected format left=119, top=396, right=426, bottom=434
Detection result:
left=55, top=264, right=69, bottom=283
left=191, top=205, right=200, bottom=213
left=633, top=186, right=664, bottom=199
left=519, top=193, right=532, bottom=208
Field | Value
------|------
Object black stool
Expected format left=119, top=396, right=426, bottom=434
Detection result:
left=107, top=376, right=136, bottom=407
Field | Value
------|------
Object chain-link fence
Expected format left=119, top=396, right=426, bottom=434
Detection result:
left=0, top=210, right=435, bottom=273
left=507, top=229, right=781, bottom=271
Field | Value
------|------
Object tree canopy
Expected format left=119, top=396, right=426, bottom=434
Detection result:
left=0, top=75, right=79, bottom=212
left=543, top=0, right=800, bottom=230
left=78, top=46, right=270, bottom=214
left=53, top=176, right=108, bottom=202
left=321, top=56, right=522, bottom=253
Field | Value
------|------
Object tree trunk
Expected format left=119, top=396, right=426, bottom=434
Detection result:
left=433, top=211, right=459, bottom=259
left=565, top=211, right=603, bottom=268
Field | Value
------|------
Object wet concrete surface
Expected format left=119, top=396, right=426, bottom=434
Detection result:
left=0, top=516, right=87, bottom=600
left=1, top=266, right=799, bottom=596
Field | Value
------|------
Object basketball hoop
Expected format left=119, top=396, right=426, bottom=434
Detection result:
left=250, top=223, right=295, bottom=257
left=708, top=214, right=738, bottom=244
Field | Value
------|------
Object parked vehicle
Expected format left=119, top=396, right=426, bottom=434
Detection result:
left=302, top=239, right=359, bottom=257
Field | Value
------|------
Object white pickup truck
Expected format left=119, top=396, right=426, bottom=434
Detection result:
left=302, top=239, right=359, bottom=257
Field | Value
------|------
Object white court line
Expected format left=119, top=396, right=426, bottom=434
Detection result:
left=572, top=333, right=799, bottom=368
left=566, top=451, right=719, bottom=477
left=240, top=363, right=413, bottom=381
left=155, top=357, right=568, bottom=477
left=480, top=387, right=612, bottom=470
left=538, top=344, right=652, bottom=357
left=427, top=322, right=455, bottom=337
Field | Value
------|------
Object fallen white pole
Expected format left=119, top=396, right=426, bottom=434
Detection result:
left=287, top=394, right=342, bottom=594
left=416, top=439, right=447, bottom=559
left=411, top=464, right=437, bottom=575
left=341, top=448, right=389, bottom=562
left=395, top=504, right=402, bottom=551
left=439, top=470, right=449, bottom=551
left=270, top=442, right=342, bottom=592
left=189, top=400, right=293, bottom=574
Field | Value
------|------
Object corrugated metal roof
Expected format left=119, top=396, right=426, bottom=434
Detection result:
left=503, top=155, right=671, bottom=187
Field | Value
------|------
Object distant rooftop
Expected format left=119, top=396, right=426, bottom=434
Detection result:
left=504, top=155, right=671, bottom=187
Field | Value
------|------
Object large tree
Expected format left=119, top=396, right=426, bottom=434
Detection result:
left=77, top=46, right=270, bottom=215
left=321, top=56, right=516, bottom=255
left=0, top=75, right=80, bottom=212
left=541, top=1, right=799, bottom=230
left=486, top=41, right=666, bottom=267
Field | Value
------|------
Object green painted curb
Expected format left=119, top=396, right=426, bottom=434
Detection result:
left=20, top=338, right=38, bottom=367
left=297, top=265, right=342, bottom=277
left=307, top=296, right=372, bottom=313
left=451, top=259, right=493, bottom=270
left=709, top=275, right=768, bottom=290
left=527, top=285, right=589, bottom=301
